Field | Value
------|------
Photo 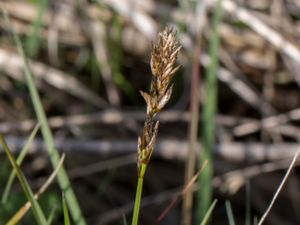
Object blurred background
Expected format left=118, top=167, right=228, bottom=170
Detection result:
left=1, top=0, right=300, bottom=225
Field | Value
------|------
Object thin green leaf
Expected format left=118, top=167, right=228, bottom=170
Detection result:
left=0, top=134, right=47, bottom=225
left=253, top=216, right=258, bottom=225
left=2, top=10, right=86, bottom=225
left=6, top=154, right=65, bottom=225
left=122, top=214, right=128, bottom=225
left=63, top=193, right=71, bottom=225
left=2, top=123, right=40, bottom=204
left=110, top=14, right=136, bottom=103
left=47, top=205, right=58, bottom=225
left=199, top=199, right=218, bottom=225
left=225, top=200, right=236, bottom=225
left=198, top=0, right=223, bottom=222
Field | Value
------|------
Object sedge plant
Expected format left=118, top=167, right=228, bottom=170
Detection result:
left=131, top=26, right=181, bottom=225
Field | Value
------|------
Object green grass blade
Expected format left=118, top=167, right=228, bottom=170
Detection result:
left=110, top=14, right=136, bottom=103
left=25, top=0, right=48, bottom=57
left=197, top=0, right=222, bottom=222
left=2, top=11, right=87, bottom=225
left=62, top=193, right=71, bottom=225
left=122, top=214, right=128, bottom=225
left=0, top=135, right=47, bottom=225
left=1, top=123, right=40, bottom=204
left=5, top=154, right=65, bottom=225
left=253, top=216, right=258, bottom=225
left=199, top=199, right=218, bottom=225
left=225, top=200, right=236, bottom=225
left=47, top=205, right=58, bottom=225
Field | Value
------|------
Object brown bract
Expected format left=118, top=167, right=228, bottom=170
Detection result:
left=137, top=26, right=181, bottom=175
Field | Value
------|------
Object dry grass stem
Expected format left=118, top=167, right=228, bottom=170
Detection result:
left=257, top=147, right=300, bottom=225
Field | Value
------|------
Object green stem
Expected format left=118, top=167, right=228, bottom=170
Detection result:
left=131, top=163, right=147, bottom=225
left=3, top=12, right=86, bottom=225
left=197, top=0, right=222, bottom=223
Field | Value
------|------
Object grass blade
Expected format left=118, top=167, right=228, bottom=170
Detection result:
left=46, top=205, right=58, bottom=225
left=182, top=1, right=205, bottom=224
left=197, top=0, right=222, bottom=222
left=225, top=201, right=236, bottom=225
left=122, top=214, right=128, bottom=225
left=25, top=0, right=48, bottom=57
left=0, top=134, right=47, bottom=225
left=5, top=154, right=65, bottom=225
left=199, top=199, right=218, bottom=225
left=109, top=14, right=136, bottom=103
left=2, top=123, right=40, bottom=204
left=2, top=11, right=87, bottom=225
left=253, top=216, right=258, bottom=225
left=62, top=193, right=71, bottom=225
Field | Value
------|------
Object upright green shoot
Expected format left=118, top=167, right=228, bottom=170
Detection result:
left=25, top=0, right=48, bottom=57
left=197, top=0, right=222, bottom=222
left=122, top=214, right=128, bottom=225
left=199, top=199, right=218, bottom=225
left=62, top=193, right=71, bottom=225
left=225, top=201, right=236, bottom=225
left=109, top=14, right=136, bottom=103
left=46, top=205, right=58, bottom=225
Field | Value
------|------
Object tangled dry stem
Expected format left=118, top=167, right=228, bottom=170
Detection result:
left=137, top=26, right=182, bottom=175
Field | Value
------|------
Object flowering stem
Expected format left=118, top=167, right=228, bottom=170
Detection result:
left=132, top=26, right=181, bottom=225
left=131, top=163, right=147, bottom=225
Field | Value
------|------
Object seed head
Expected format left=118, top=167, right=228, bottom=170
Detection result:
left=141, top=26, right=182, bottom=116
left=137, top=26, right=181, bottom=175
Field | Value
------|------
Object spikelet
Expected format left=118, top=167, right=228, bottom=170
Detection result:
left=137, top=26, right=181, bottom=176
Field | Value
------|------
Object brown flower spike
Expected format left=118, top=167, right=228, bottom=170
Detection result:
left=138, top=26, right=181, bottom=176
